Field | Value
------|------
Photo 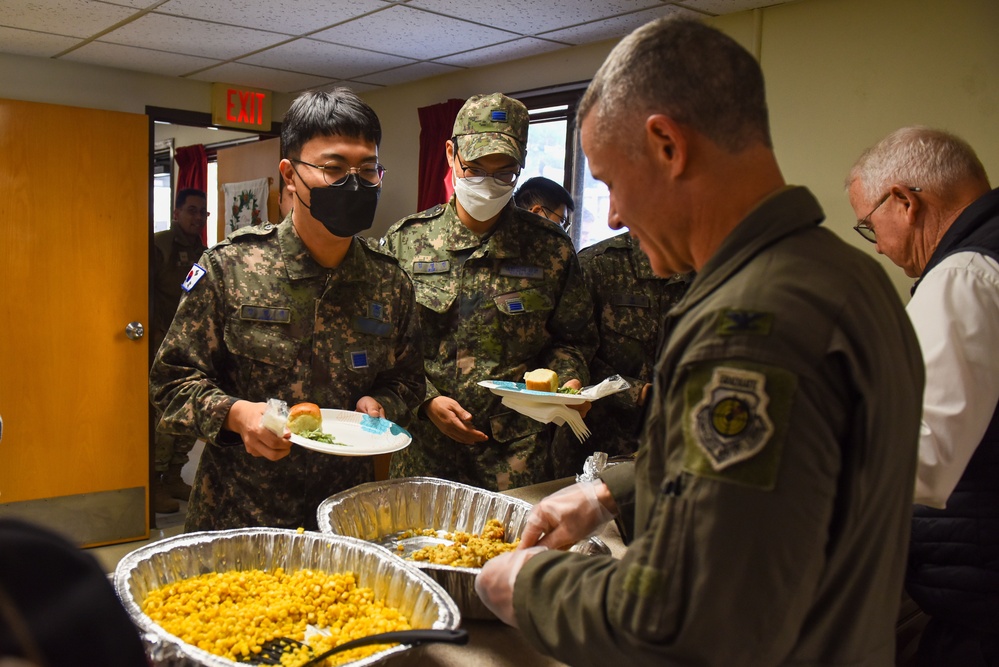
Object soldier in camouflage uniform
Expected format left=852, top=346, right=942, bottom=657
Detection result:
left=380, top=93, right=597, bottom=491
left=149, top=89, right=424, bottom=532
left=552, top=230, right=692, bottom=477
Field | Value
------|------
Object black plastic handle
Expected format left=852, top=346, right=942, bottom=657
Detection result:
left=302, top=628, right=469, bottom=666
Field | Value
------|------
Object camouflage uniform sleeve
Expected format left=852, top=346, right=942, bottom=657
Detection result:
left=364, top=268, right=425, bottom=426
left=148, top=251, right=238, bottom=444
left=538, top=251, right=598, bottom=385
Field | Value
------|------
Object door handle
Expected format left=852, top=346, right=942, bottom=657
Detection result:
left=125, top=321, right=145, bottom=340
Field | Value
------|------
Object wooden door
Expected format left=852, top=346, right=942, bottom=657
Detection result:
left=216, top=136, right=281, bottom=239
left=0, top=98, right=149, bottom=547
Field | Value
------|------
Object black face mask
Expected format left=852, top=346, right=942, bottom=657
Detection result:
left=298, top=174, right=380, bottom=238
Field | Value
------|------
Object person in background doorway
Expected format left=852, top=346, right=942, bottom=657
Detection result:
left=150, top=188, right=208, bottom=514
left=475, top=17, right=924, bottom=665
left=149, top=88, right=424, bottom=532
left=514, top=176, right=574, bottom=232
left=847, top=126, right=999, bottom=667
left=379, top=92, right=598, bottom=491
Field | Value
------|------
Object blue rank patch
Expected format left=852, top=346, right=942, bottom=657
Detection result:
left=491, top=110, right=508, bottom=122
left=413, top=260, right=450, bottom=274
left=368, top=302, right=384, bottom=321
left=350, top=350, right=368, bottom=369
left=499, top=264, right=544, bottom=280
left=181, top=263, right=206, bottom=292
left=239, top=305, right=291, bottom=323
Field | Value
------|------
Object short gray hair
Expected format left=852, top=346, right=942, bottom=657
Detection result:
left=849, top=126, right=989, bottom=200
left=578, top=17, right=771, bottom=153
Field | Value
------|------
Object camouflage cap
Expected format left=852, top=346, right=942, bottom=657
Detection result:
left=453, top=93, right=529, bottom=166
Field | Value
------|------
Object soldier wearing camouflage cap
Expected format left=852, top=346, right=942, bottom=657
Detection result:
left=149, top=89, right=424, bottom=531
left=379, top=92, right=598, bottom=491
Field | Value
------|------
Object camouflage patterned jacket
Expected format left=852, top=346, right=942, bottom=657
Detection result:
left=555, top=233, right=690, bottom=469
left=149, top=218, right=424, bottom=531
left=379, top=200, right=597, bottom=490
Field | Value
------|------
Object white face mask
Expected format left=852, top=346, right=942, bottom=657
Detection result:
left=453, top=170, right=515, bottom=222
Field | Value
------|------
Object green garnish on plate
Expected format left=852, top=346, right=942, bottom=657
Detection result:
left=298, top=428, right=341, bottom=445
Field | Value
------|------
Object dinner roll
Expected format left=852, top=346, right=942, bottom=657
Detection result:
left=287, top=402, right=322, bottom=434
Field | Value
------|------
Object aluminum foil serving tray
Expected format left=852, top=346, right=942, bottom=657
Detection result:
left=114, top=528, right=460, bottom=667
left=317, top=477, right=610, bottom=620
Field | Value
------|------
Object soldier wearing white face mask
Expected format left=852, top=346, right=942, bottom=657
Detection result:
left=379, top=93, right=598, bottom=491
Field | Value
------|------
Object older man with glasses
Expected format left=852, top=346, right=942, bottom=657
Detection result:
left=379, top=93, right=597, bottom=491
left=848, top=126, right=999, bottom=667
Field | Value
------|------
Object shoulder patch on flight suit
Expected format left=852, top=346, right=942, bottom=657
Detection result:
left=714, top=308, right=774, bottom=336
left=682, top=360, right=797, bottom=490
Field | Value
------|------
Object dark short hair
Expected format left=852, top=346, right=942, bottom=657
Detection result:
left=579, top=17, right=771, bottom=152
left=280, top=88, right=381, bottom=160
left=175, top=188, right=206, bottom=210
left=514, top=176, right=575, bottom=212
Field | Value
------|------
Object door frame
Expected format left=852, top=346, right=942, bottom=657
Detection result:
left=143, top=106, right=280, bottom=527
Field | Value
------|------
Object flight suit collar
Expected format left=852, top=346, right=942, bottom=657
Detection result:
left=276, top=218, right=364, bottom=281
left=675, top=186, right=824, bottom=316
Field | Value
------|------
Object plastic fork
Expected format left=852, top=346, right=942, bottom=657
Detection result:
left=557, top=405, right=591, bottom=441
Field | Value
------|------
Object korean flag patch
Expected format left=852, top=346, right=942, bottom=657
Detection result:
left=181, top=263, right=206, bottom=292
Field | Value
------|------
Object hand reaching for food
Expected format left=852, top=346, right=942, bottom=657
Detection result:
left=227, top=399, right=293, bottom=461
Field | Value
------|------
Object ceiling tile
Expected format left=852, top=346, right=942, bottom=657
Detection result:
left=0, top=27, right=81, bottom=58
left=0, top=0, right=138, bottom=38
left=101, top=12, right=289, bottom=60
left=434, top=36, right=566, bottom=68
left=310, top=4, right=516, bottom=61
left=541, top=4, right=700, bottom=45
left=240, top=38, right=415, bottom=79
left=63, top=40, right=222, bottom=76
left=311, top=80, right=384, bottom=95
left=354, top=60, right=461, bottom=86
left=151, top=0, right=388, bottom=37
left=676, top=0, right=775, bottom=14
left=100, top=0, right=169, bottom=8
left=186, top=61, right=333, bottom=93
left=407, top=0, right=665, bottom=35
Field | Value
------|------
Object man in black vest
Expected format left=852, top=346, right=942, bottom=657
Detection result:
left=848, top=126, right=999, bottom=666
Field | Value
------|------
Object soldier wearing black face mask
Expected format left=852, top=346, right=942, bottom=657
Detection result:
left=149, top=89, right=425, bottom=532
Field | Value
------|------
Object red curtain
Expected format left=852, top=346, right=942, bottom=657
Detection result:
left=175, top=144, right=208, bottom=244
left=417, top=99, right=464, bottom=211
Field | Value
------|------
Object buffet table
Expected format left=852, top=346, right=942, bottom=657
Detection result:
left=399, top=477, right=626, bottom=667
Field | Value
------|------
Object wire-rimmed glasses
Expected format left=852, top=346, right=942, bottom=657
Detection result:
left=853, top=186, right=921, bottom=243
left=291, top=158, right=385, bottom=187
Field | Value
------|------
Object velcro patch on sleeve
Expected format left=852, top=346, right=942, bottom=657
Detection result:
left=682, top=360, right=796, bottom=490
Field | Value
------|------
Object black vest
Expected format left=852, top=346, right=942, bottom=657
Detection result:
left=906, top=188, right=999, bottom=634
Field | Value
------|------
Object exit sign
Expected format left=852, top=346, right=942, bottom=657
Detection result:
left=211, top=83, right=273, bottom=130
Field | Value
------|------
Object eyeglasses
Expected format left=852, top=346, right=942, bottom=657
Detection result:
left=291, top=158, right=385, bottom=187
left=453, top=148, right=519, bottom=186
left=540, top=206, right=570, bottom=231
left=853, top=186, right=921, bottom=243
left=181, top=205, right=210, bottom=217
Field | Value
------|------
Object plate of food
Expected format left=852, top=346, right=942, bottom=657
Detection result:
left=478, top=369, right=589, bottom=405
left=286, top=403, right=412, bottom=456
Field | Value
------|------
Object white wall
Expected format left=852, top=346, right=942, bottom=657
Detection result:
left=2, top=0, right=996, bottom=299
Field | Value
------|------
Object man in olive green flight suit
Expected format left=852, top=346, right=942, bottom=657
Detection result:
left=149, top=89, right=424, bottom=532
left=150, top=188, right=208, bottom=513
left=380, top=93, right=598, bottom=491
left=476, top=18, right=924, bottom=667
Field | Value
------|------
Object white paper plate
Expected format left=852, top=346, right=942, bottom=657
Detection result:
left=290, top=409, right=412, bottom=457
left=477, top=380, right=589, bottom=405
